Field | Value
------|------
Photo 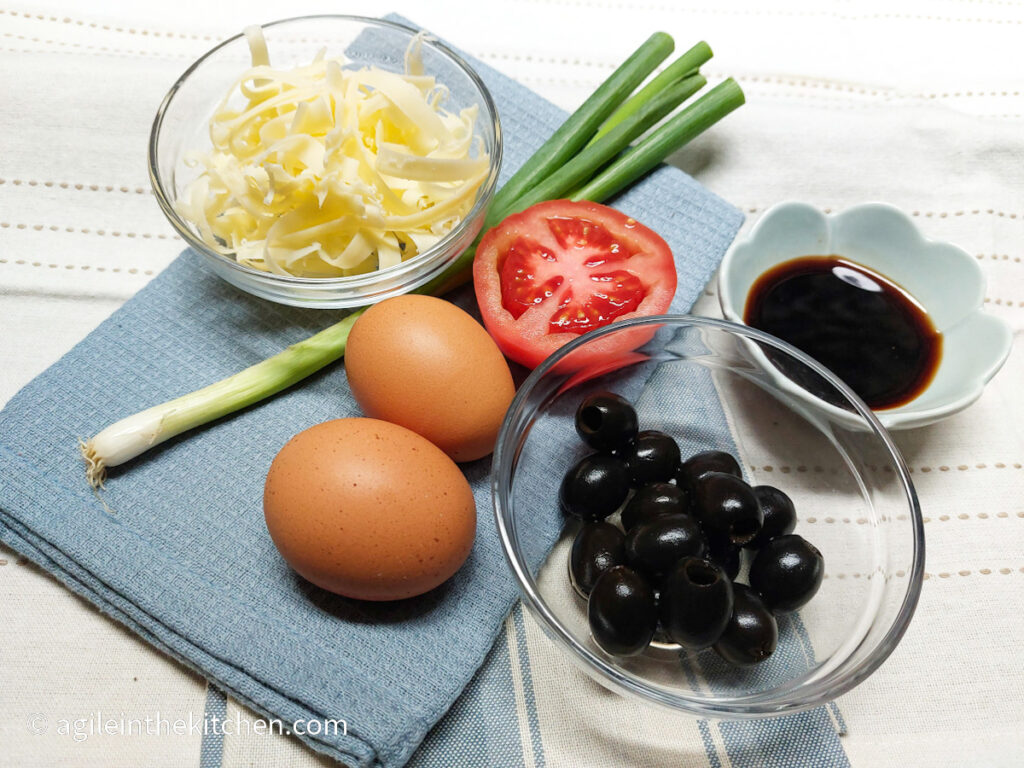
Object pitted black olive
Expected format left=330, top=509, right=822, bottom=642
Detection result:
left=676, top=450, right=742, bottom=492
left=622, top=430, right=681, bottom=485
left=620, top=482, right=690, bottom=531
left=746, top=485, right=797, bottom=549
left=713, top=583, right=778, bottom=665
left=587, top=565, right=658, bottom=656
left=659, top=557, right=734, bottom=650
left=574, top=392, right=639, bottom=452
left=624, top=514, right=707, bottom=580
left=559, top=453, right=631, bottom=520
left=749, top=534, right=824, bottom=613
left=570, top=522, right=626, bottom=595
left=692, top=472, right=763, bottom=546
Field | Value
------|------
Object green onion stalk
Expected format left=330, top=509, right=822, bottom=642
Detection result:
left=81, top=33, right=744, bottom=487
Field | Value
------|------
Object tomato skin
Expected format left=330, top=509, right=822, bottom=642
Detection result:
left=473, top=200, right=677, bottom=369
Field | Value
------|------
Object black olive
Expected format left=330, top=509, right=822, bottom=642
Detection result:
left=559, top=453, right=631, bottom=520
left=574, top=392, right=639, bottom=452
left=692, top=472, right=763, bottom=546
left=620, top=482, right=690, bottom=531
left=622, top=430, right=681, bottom=485
left=706, top=536, right=742, bottom=581
left=624, top=514, right=707, bottom=580
left=746, top=485, right=798, bottom=549
left=749, top=534, right=824, bottom=613
left=570, top=522, right=626, bottom=595
left=713, top=583, right=778, bottom=666
left=587, top=565, right=658, bottom=656
left=675, top=450, right=742, bottom=492
left=659, top=557, right=734, bottom=650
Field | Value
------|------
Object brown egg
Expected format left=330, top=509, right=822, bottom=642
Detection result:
left=263, top=418, right=476, bottom=601
left=345, top=294, right=515, bottom=463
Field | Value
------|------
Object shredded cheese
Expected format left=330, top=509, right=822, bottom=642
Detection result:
left=176, top=27, right=489, bottom=278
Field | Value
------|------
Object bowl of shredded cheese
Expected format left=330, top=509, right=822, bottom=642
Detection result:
left=150, top=15, right=502, bottom=308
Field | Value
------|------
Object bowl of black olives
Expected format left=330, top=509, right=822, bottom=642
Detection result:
left=492, top=315, right=925, bottom=717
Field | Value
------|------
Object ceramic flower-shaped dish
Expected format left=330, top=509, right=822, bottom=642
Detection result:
left=718, top=202, right=1012, bottom=430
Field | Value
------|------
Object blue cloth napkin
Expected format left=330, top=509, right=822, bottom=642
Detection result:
left=0, top=20, right=743, bottom=768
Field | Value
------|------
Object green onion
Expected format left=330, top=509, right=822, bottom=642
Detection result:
left=81, top=313, right=362, bottom=487
left=490, top=73, right=706, bottom=222
left=571, top=78, right=745, bottom=203
left=483, top=31, right=674, bottom=232
left=83, top=42, right=744, bottom=487
left=586, top=41, right=713, bottom=147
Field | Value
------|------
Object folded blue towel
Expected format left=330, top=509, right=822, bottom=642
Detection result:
left=0, top=19, right=743, bottom=768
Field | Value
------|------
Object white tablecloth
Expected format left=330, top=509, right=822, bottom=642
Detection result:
left=2, top=1, right=1022, bottom=766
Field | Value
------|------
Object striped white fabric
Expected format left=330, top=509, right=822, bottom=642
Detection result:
left=1, top=1, right=1022, bottom=766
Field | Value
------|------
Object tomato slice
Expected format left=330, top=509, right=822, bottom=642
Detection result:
left=473, top=200, right=677, bottom=369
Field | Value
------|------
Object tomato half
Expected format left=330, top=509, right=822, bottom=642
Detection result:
left=473, top=200, right=677, bottom=369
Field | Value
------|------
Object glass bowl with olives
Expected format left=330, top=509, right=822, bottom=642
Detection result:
left=492, top=315, right=925, bottom=717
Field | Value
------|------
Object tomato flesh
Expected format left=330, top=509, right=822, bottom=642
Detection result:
left=499, top=214, right=647, bottom=335
left=548, top=269, right=643, bottom=334
left=474, top=200, right=677, bottom=370
left=498, top=238, right=563, bottom=320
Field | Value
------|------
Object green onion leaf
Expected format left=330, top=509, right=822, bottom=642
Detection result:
left=571, top=77, right=745, bottom=203
left=484, top=31, right=675, bottom=231
left=494, top=73, right=707, bottom=220
left=587, top=41, right=713, bottom=147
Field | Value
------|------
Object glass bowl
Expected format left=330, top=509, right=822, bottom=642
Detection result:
left=149, top=15, right=502, bottom=308
left=492, top=315, right=925, bottom=717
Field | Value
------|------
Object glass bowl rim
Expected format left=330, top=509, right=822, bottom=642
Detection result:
left=148, top=14, right=503, bottom=288
left=491, top=313, right=925, bottom=717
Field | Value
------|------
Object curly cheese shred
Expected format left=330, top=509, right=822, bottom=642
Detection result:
left=176, top=26, right=489, bottom=278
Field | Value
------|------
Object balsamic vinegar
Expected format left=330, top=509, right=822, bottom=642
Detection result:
left=744, top=256, right=942, bottom=410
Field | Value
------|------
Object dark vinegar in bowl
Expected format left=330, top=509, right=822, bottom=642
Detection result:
left=744, top=256, right=942, bottom=410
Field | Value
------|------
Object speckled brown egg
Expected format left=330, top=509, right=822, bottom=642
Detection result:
left=263, top=417, right=476, bottom=601
left=344, top=294, right=516, bottom=463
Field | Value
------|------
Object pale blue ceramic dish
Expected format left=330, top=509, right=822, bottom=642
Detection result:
left=719, top=202, right=1012, bottom=429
